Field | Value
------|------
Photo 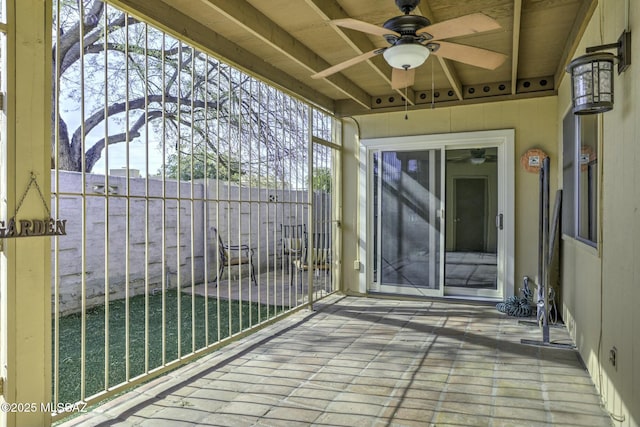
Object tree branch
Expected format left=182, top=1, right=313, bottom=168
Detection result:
left=84, top=110, right=165, bottom=171
left=57, top=9, right=139, bottom=77
left=70, top=94, right=216, bottom=157
left=55, top=0, right=105, bottom=64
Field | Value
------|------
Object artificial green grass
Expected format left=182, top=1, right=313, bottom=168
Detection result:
left=55, top=289, right=285, bottom=404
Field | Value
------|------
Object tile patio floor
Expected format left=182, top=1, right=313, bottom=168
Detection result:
left=58, top=294, right=612, bottom=427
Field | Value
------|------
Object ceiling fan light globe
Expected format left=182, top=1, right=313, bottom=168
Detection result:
left=383, top=44, right=430, bottom=70
left=470, top=157, right=486, bottom=165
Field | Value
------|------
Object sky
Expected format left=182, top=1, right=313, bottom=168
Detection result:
left=90, top=133, right=164, bottom=177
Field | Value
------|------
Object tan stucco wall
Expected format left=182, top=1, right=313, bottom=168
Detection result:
left=340, top=96, right=558, bottom=296
left=557, top=1, right=639, bottom=425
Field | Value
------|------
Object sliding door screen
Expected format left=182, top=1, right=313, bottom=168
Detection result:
left=373, top=149, right=442, bottom=295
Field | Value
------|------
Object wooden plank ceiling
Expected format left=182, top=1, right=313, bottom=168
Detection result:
left=118, top=0, right=596, bottom=116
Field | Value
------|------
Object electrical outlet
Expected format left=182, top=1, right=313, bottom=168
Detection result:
left=609, top=346, right=617, bottom=369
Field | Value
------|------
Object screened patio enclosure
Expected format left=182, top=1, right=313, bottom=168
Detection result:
left=3, top=0, right=639, bottom=425
left=48, top=0, right=340, bottom=417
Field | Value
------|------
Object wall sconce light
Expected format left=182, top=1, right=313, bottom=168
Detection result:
left=566, top=31, right=631, bottom=114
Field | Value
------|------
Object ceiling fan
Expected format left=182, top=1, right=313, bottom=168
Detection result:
left=447, top=149, right=497, bottom=165
left=312, top=0, right=507, bottom=89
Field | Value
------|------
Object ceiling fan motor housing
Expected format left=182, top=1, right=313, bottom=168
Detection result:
left=395, top=0, right=420, bottom=14
left=383, top=14, right=431, bottom=36
left=382, top=11, right=432, bottom=71
left=471, top=149, right=486, bottom=158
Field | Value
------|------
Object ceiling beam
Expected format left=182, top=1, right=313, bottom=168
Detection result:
left=554, top=0, right=598, bottom=88
left=511, top=0, right=522, bottom=95
left=199, top=0, right=371, bottom=109
left=415, top=3, right=463, bottom=100
left=437, top=57, right=463, bottom=101
left=109, top=0, right=335, bottom=111
left=304, top=0, right=415, bottom=105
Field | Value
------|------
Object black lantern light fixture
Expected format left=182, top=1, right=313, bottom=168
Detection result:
left=566, top=31, right=631, bottom=114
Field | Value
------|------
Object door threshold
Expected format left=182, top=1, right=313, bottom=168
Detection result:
left=443, top=294, right=503, bottom=303
left=368, top=291, right=502, bottom=305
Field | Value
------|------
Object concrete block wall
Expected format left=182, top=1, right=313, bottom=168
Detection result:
left=53, top=171, right=329, bottom=315
left=52, top=172, right=206, bottom=315
left=205, top=183, right=308, bottom=271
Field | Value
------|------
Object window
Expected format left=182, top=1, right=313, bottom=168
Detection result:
left=577, top=115, right=598, bottom=243
left=562, top=111, right=598, bottom=245
left=562, top=112, right=575, bottom=237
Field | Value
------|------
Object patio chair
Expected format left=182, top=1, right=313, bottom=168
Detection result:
left=211, top=227, right=257, bottom=286
left=289, top=231, right=331, bottom=289
left=279, top=223, right=306, bottom=268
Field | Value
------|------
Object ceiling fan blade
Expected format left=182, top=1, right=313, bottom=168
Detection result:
left=391, top=67, right=415, bottom=89
left=311, top=49, right=383, bottom=79
left=332, top=18, right=400, bottom=37
left=417, top=13, right=501, bottom=40
left=432, top=41, right=507, bottom=70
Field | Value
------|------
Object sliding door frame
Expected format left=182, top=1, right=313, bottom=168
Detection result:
left=359, top=129, right=515, bottom=301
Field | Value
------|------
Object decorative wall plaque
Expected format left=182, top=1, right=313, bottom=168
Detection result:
left=0, top=172, right=67, bottom=239
left=520, top=148, right=549, bottom=173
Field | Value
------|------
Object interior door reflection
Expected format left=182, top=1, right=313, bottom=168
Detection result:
left=444, top=148, right=498, bottom=291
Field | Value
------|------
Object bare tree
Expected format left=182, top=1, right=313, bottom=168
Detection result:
left=53, top=0, right=308, bottom=183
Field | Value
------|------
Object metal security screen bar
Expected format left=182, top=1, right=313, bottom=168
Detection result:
left=51, top=0, right=339, bottom=418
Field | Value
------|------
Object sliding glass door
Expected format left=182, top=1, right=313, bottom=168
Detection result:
left=363, top=130, right=514, bottom=301
left=444, top=148, right=499, bottom=298
left=371, top=149, right=444, bottom=297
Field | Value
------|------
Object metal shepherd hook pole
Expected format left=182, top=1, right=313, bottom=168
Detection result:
left=541, top=156, right=550, bottom=343
left=521, top=156, right=574, bottom=350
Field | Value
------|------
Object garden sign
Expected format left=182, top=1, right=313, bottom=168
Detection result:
left=0, top=173, right=67, bottom=239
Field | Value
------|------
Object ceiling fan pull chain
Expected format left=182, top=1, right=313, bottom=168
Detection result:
left=431, top=59, right=435, bottom=109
